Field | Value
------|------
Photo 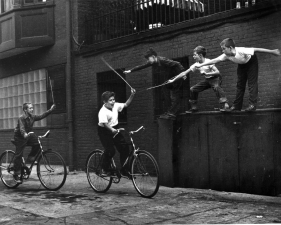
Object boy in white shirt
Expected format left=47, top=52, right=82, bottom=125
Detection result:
left=168, top=46, right=229, bottom=112
left=98, top=89, right=135, bottom=177
left=195, top=38, right=280, bottom=111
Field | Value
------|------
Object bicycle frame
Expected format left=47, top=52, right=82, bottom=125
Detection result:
left=112, top=126, right=144, bottom=168
left=4, top=130, right=51, bottom=180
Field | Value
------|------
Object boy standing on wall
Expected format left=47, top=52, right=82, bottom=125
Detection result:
left=195, top=38, right=280, bottom=111
left=124, top=48, right=185, bottom=119
left=168, top=46, right=229, bottom=112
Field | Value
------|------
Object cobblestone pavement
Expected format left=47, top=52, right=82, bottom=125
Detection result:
left=0, top=171, right=281, bottom=224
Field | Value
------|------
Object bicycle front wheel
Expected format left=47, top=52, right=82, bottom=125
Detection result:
left=37, top=151, right=67, bottom=191
left=131, top=150, right=160, bottom=198
left=0, top=150, right=20, bottom=189
left=86, top=150, right=112, bottom=193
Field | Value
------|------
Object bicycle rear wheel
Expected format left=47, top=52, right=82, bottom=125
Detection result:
left=37, top=151, right=67, bottom=191
left=86, top=150, right=112, bottom=193
left=0, top=150, right=20, bottom=188
left=131, top=150, right=159, bottom=198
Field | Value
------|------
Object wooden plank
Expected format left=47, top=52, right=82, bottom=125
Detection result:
left=177, top=114, right=209, bottom=189
left=158, top=118, right=175, bottom=187
left=238, top=114, right=275, bottom=195
left=273, top=112, right=281, bottom=196
left=208, top=115, right=240, bottom=192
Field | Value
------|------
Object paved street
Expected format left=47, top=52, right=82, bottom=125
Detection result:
left=0, top=171, right=281, bottom=224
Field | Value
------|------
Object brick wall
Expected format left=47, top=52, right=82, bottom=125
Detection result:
left=73, top=4, right=281, bottom=170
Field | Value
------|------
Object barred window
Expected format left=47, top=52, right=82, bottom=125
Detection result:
left=0, top=69, right=47, bottom=129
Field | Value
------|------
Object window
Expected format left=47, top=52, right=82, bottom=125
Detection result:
left=153, top=56, right=189, bottom=117
left=0, top=69, right=47, bottom=129
left=97, top=70, right=127, bottom=123
left=46, top=64, right=66, bottom=114
left=0, top=0, right=49, bottom=14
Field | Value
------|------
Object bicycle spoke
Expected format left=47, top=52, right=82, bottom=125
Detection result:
left=37, top=151, right=67, bottom=191
left=86, top=150, right=112, bottom=193
left=131, top=151, right=159, bottom=198
left=0, top=150, right=20, bottom=188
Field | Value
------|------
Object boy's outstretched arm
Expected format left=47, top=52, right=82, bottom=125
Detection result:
left=195, top=57, right=222, bottom=68
left=168, top=69, right=191, bottom=83
left=253, top=48, right=280, bottom=56
left=124, top=88, right=136, bottom=108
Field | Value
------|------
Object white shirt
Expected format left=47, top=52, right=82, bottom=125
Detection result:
left=190, top=58, right=217, bottom=78
left=98, top=102, right=125, bottom=127
left=218, top=47, right=254, bottom=64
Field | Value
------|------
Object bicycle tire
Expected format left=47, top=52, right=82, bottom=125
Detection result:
left=131, top=150, right=160, bottom=198
left=86, top=150, right=112, bottom=193
left=0, top=150, right=20, bottom=189
left=37, top=150, right=67, bottom=191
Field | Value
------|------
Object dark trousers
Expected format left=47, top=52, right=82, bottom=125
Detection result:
left=233, top=54, right=259, bottom=109
left=98, top=126, right=131, bottom=171
left=14, top=133, right=40, bottom=175
left=167, top=88, right=182, bottom=115
left=189, top=77, right=228, bottom=104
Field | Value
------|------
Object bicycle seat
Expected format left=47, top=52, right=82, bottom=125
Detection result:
left=11, top=139, right=16, bottom=146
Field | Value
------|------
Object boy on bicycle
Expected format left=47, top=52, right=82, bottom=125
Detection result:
left=98, top=89, right=135, bottom=177
left=13, top=103, right=56, bottom=183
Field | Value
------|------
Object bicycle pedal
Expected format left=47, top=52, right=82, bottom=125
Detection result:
left=112, top=177, right=120, bottom=183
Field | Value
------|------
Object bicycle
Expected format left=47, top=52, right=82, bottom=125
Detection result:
left=0, top=130, right=67, bottom=191
left=86, top=126, right=160, bottom=198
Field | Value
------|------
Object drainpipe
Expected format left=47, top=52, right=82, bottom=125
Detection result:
left=66, top=0, right=74, bottom=171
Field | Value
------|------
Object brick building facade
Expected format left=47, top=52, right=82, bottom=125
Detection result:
left=73, top=0, right=281, bottom=170
left=0, top=0, right=280, bottom=174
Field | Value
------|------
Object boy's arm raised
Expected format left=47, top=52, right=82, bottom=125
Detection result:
left=253, top=48, right=280, bottom=56
left=124, top=89, right=136, bottom=108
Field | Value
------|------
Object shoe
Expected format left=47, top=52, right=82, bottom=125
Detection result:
left=120, top=168, right=131, bottom=179
left=159, top=114, right=176, bottom=120
left=186, top=107, right=198, bottom=113
left=229, top=106, right=241, bottom=112
left=166, top=112, right=176, bottom=118
left=13, top=174, right=22, bottom=184
left=189, top=101, right=198, bottom=112
left=245, top=105, right=256, bottom=112
left=101, top=169, right=114, bottom=176
left=220, top=103, right=230, bottom=112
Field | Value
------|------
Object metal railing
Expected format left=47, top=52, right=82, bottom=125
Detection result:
left=84, top=0, right=265, bottom=45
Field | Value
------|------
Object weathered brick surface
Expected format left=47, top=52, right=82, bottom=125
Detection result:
left=73, top=5, right=281, bottom=169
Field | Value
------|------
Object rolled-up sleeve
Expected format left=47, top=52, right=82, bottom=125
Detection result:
left=18, top=117, right=27, bottom=137
left=34, top=109, right=52, bottom=121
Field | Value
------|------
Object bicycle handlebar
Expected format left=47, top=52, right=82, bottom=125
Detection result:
left=113, top=126, right=144, bottom=138
left=38, top=130, right=50, bottom=139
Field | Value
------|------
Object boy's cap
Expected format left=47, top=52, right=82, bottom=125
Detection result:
left=144, top=48, right=157, bottom=59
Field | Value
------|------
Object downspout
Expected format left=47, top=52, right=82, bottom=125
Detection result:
left=66, top=0, right=74, bottom=171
